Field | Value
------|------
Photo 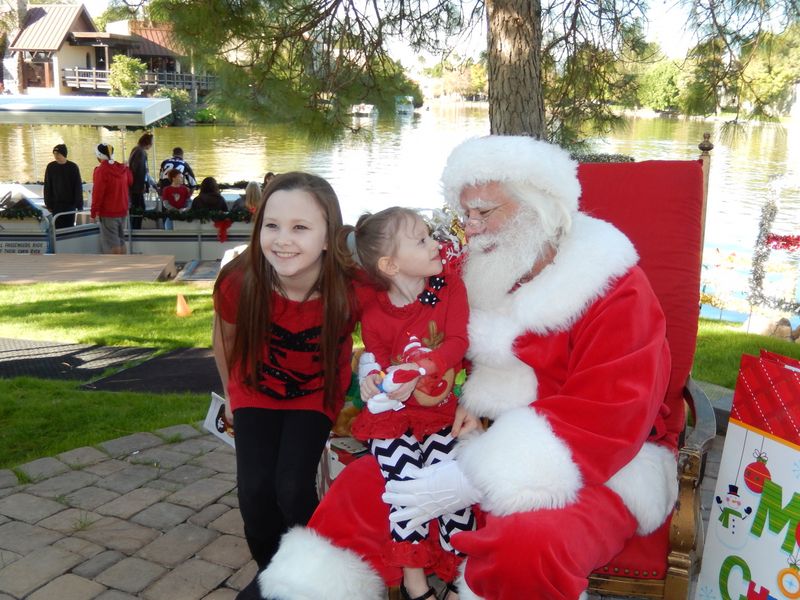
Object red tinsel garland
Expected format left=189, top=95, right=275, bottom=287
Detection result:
left=766, top=233, right=800, bottom=252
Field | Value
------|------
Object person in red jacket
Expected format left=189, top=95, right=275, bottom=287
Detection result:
left=91, top=143, right=133, bottom=254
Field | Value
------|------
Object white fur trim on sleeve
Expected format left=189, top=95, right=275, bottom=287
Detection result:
left=605, top=442, right=678, bottom=535
left=455, top=560, right=484, bottom=600
left=458, top=407, right=582, bottom=516
left=258, top=527, right=384, bottom=600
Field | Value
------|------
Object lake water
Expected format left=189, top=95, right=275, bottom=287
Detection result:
left=1, top=103, right=798, bottom=308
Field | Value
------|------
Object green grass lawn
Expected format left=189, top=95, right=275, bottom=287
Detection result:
left=0, top=378, right=206, bottom=469
left=0, top=282, right=214, bottom=349
left=1, top=282, right=798, bottom=469
left=694, top=317, right=800, bottom=389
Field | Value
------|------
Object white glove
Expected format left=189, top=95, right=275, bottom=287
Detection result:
left=382, top=460, right=482, bottom=528
left=366, top=392, right=405, bottom=414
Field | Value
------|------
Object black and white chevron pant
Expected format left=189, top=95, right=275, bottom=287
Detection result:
left=369, top=427, right=476, bottom=554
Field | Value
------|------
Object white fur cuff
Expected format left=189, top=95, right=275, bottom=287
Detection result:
left=605, top=442, right=678, bottom=535
left=258, top=527, right=385, bottom=600
left=458, top=407, right=582, bottom=516
left=455, top=560, right=484, bottom=600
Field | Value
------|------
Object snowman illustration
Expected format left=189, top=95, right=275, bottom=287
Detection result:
left=714, top=484, right=753, bottom=549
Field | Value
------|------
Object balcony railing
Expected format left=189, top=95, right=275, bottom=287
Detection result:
left=62, top=68, right=216, bottom=92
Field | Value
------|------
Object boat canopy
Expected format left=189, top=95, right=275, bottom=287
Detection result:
left=0, top=96, right=172, bottom=127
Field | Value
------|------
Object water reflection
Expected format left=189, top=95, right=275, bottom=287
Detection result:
left=1, top=106, right=797, bottom=259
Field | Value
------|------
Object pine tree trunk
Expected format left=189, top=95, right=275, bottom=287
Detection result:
left=486, top=0, right=545, bottom=138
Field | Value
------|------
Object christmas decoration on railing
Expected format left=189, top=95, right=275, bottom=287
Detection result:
left=129, top=207, right=252, bottom=224
left=128, top=207, right=251, bottom=242
left=0, top=195, right=44, bottom=221
left=0, top=206, right=43, bottom=221
left=766, top=234, right=800, bottom=252
left=748, top=178, right=800, bottom=315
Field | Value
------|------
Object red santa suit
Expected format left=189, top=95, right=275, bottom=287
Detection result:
left=257, top=136, right=677, bottom=600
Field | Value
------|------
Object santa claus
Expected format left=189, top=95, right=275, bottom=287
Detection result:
left=256, top=135, right=678, bottom=600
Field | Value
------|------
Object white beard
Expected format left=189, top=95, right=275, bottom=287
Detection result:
left=462, top=206, right=555, bottom=311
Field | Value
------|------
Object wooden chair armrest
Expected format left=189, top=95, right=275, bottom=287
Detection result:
left=684, top=376, right=717, bottom=456
left=663, top=376, right=717, bottom=600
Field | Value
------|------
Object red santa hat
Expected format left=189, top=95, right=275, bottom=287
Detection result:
left=441, top=135, right=581, bottom=214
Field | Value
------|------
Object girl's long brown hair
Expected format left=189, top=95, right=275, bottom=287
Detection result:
left=214, top=172, right=355, bottom=412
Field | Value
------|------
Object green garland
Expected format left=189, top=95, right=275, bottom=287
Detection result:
left=129, top=207, right=253, bottom=224
left=0, top=207, right=44, bottom=221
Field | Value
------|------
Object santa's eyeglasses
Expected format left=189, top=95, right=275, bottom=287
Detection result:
left=459, top=203, right=507, bottom=229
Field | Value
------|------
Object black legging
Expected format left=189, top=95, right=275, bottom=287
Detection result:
left=129, top=192, right=145, bottom=229
left=233, top=407, right=333, bottom=569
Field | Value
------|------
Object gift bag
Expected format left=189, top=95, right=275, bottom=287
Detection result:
left=696, top=350, right=800, bottom=600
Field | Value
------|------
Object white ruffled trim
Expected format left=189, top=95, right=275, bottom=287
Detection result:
left=606, top=442, right=678, bottom=535
left=458, top=407, right=582, bottom=516
left=258, top=527, right=384, bottom=600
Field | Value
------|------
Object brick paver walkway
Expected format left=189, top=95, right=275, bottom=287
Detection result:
left=0, top=426, right=253, bottom=600
left=0, top=422, right=725, bottom=599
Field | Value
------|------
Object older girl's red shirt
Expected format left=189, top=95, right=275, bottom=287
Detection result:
left=215, top=268, right=355, bottom=423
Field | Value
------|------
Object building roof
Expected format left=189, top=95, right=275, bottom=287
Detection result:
left=70, top=31, right=139, bottom=48
left=9, top=4, right=96, bottom=52
left=129, top=21, right=182, bottom=58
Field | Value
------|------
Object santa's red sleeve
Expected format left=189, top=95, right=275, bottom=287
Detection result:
left=458, top=267, right=676, bottom=536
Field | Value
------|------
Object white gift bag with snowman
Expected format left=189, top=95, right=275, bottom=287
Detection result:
left=696, top=350, right=800, bottom=600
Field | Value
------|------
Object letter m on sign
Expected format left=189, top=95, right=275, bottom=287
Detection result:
left=750, top=479, right=800, bottom=553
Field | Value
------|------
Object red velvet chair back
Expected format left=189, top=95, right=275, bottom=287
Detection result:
left=578, top=160, right=704, bottom=447
left=578, top=160, right=705, bottom=582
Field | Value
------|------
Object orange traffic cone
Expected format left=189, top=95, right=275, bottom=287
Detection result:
left=176, top=293, right=193, bottom=317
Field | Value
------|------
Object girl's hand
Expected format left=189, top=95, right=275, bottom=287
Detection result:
left=452, top=406, right=482, bottom=437
left=386, top=377, right=420, bottom=402
left=224, top=398, right=234, bottom=425
left=385, top=363, right=422, bottom=401
left=360, top=373, right=382, bottom=401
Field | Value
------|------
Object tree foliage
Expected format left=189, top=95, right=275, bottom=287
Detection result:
left=148, top=0, right=437, bottom=128
left=143, top=0, right=798, bottom=140
left=638, top=61, right=681, bottom=112
left=107, top=55, right=147, bottom=97
left=425, top=55, right=487, bottom=98
left=153, top=87, right=192, bottom=124
left=94, top=0, right=140, bottom=31
left=677, top=0, right=800, bottom=121
left=739, top=24, right=800, bottom=117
